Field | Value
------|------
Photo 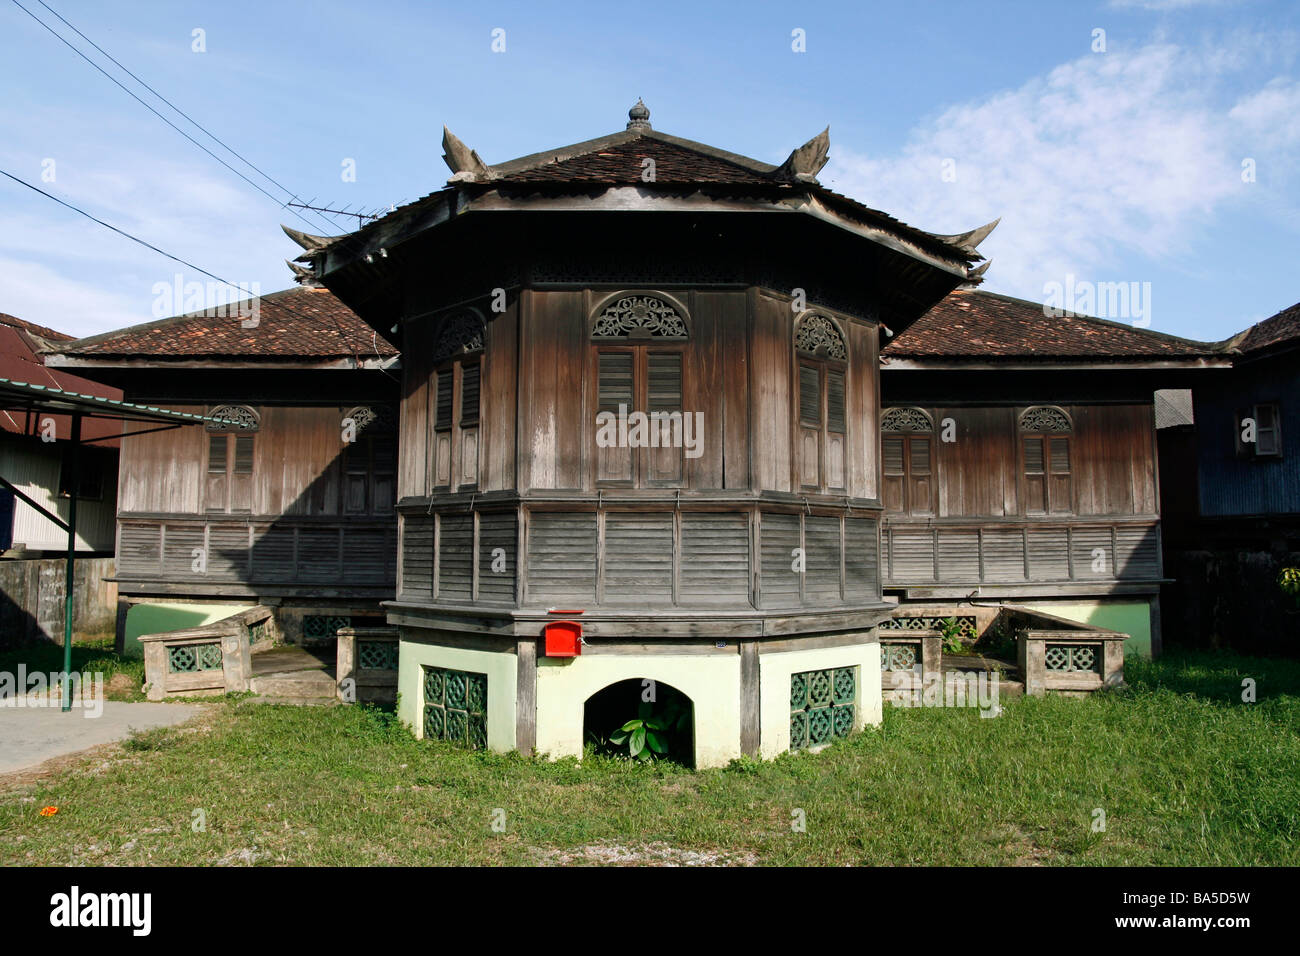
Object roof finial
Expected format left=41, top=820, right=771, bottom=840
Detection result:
left=627, top=98, right=651, bottom=131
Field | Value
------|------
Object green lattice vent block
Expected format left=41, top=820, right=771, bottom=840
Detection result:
left=423, top=665, right=488, bottom=750
left=790, top=667, right=856, bottom=751
left=303, top=615, right=350, bottom=640
left=879, top=615, right=977, bottom=640
left=168, top=642, right=222, bottom=673
left=358, top=641, right=399, bottom=670
left=1044, top=644, right=1100, bottom=673
left=881, top=643, right=920, bottom=672
left=248, top=619, right=269, bottom=643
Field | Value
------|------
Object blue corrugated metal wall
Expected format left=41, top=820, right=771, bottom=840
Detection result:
left=1196, top=360, right=1300, bottom=516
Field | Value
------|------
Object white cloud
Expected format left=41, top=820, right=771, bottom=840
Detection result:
left=825, top=37, right=1295, bottom=302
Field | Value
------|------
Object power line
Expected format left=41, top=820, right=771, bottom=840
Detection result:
left=31, top=0, right=338, bottom=234
left=9, top=0, right=337, bottom=236
left=1, top=168, right=367, bottom=367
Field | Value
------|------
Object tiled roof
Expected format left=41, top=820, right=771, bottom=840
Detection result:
left=497, top=137, right=774, bottom=185
left=1231, top=300, right=1300, bottom=356
left=884, top=289, right=1219, bottom=361
left=0, top=312, right=75, bottom=343
left=54, top=286, right=397, bottom=360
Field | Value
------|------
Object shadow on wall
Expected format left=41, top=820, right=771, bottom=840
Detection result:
left=0, top=585, right=43, bottom=651
left=121, top=603, right=248, bottom=660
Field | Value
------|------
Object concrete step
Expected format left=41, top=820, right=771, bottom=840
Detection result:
left=242, top=695, right=338, bottom=707
left=249, top=671, right=337, bottom=699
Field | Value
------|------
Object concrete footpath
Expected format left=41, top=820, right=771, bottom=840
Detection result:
left=0, top=701, right=201, bottom=774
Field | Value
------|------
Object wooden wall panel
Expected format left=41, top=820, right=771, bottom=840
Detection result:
left=483, top=303, right=518, bottom=492
left=686, top=291, right=726, bottom=490
left=399, top=321, right=430, bottom=500
left=751, top=292, right=792, bottom=494
left=934, top=406, right=1017, bottom=518
left=520, top=291, right=585, bottom=491
left=117, top=404, right=204, bottom=514
left=848, top=322, right=878, bottom=500
left=721, top=293, right=750, bottom=490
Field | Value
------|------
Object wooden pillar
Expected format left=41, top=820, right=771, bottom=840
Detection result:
left=515, top=637, right=537, bottom=753
left=739, top=641, right=760, bottom=757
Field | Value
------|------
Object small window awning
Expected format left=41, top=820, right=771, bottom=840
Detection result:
left=0, top=376, right=241, bottom=427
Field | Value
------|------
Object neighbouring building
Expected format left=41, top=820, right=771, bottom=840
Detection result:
left=1159, top=299, right=1300, bottom=654
left=0, top=312, right=121, bottom=555
left=878, top=289, right=1230, bottom=656
left=43, top=287, right=400, bottom=650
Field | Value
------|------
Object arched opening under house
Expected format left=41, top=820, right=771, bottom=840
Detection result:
left=583, top=678, right=696, bottom=768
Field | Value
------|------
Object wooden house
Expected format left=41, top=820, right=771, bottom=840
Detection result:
left=1158, top=300, right=1300, bottom=653
left=878, top=290, right=1228, bottom=656
left=43, top=287, right=400, bottom=648
left=286, top=103, right=998, bottom=765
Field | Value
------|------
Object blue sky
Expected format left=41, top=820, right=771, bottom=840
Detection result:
left=2, top=0, right=1297, bottom=341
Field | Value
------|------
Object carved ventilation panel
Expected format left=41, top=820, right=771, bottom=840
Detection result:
left=432, top=311, right=485, bottom=363
left=206, top=404, right=259, bottom=431
left=1019, top=406, right=1072, bottom=433
left=591, top=294, right=688, bottom=340
left=881, top=407, right=934, bottom=432
left=795, top=313, right=847, bottom=360
left=343, top=405, right=396, bottom=434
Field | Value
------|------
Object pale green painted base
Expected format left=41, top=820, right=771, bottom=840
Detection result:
left=1021, top=599, right=1154, bottom=658
left=536, top=653, right=742, bottom=769
left=395, top=633, right=884, bottom=766
left=123, top=602, right=249, bottom=659
left=759, top=640, right=882, bottom=760
left=397, top=638, right=518, bottom=752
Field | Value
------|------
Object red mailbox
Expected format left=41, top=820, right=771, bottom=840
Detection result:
left=543, top=610, right=584, bottom=657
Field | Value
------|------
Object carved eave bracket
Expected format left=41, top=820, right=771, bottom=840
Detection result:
left=775, top=127, right=830, bottom=184
left=285, top=259, right=322, bottom=288
left=933, top=218, right=1001, bottom=256
left=442, top=126, right=495, bottom=184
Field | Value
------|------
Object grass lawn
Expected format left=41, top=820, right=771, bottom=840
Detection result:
left=0, top=637, right=145, bottom=702
left=2, top=649, right=1297, bottom=866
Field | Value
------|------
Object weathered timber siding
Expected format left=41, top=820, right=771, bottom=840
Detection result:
left=0, top=556, right=117, bottom=647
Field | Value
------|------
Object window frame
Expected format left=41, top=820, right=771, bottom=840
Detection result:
left=792, top=311, right=850, bottom=493
left=1017, top=406, right=1073, bottom=516
left=1235, top=402, right=1283, bottom=460
left=880, top=407, right=935, bottom=515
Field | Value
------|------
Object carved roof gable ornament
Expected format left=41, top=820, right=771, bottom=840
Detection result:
left=881, top=407, right=934, bottom=432
left=442, top=127, right=495, bottom=184
left=795, top=312, right=847, bottom=360
left=432, top=311, right=486, bottom=362
left=1019, top=406, right=1072, bottom=432
left=775, top=127, right=830, bottom=183
left=591, top=294, right=689, bottom=340
left=206, top=404, right=260, bottom=432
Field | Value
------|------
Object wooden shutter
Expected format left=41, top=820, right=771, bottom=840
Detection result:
left=826, top=370, right=846, bottom=433
left=433, top=368, right=453, bottom=486
left=883, top=436, right=905, bottom=513
left=460, top=363, right=481, bottom=425
left=435, top=370, right=454, bottom=428
left=205, top=434, right=228, bottom=513
left=230, top=434, right=254, bottom=512
left=647, top=352, right=683, bottom=483
left=1048, top=437, right=1071, bottom=513
left=908, top=437, right=933, bottom=515
left=1023, top=437, right=1046, bottom=514
left=799, top=366, right=821, bottom=427
left=597, top=352, right=634, bottom=482
left=1256, top=403, right=1281, bottom=457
